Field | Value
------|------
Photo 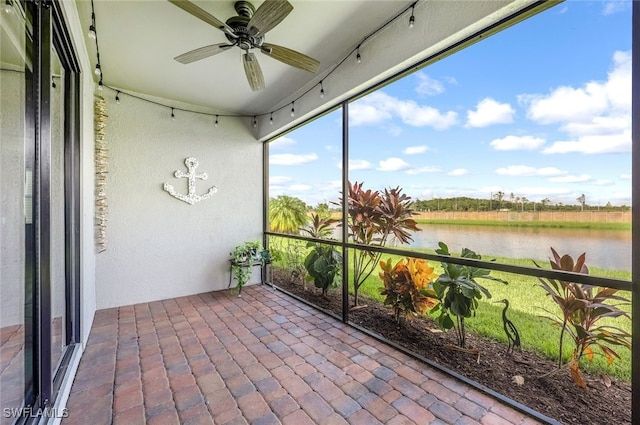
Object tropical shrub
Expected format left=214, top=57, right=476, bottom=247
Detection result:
left=342, top=181, right=419, bottom=306
left=431, top=242, right=508, bottom=348
left=534, top=248, right=631, bottom=387
left=302, top=213, right=342, bottom=295
left=379, top=257, right=438, bottom=324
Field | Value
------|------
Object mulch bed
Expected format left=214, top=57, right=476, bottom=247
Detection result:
left=271, top=271, right=631, bottom=425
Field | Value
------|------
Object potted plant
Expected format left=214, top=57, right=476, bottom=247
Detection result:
left=229, top=241, right=261, bottom=296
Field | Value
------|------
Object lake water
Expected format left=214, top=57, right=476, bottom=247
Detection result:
left=395, top=224, right=632, bottom=272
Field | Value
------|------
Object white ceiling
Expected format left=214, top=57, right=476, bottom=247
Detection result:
left=76, top=0, right=416, bottom=115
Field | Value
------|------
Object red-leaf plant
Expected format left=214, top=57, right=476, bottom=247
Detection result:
left=341, top=182, right=420, bottom=307
left=534, top=248, right=630, bottom=387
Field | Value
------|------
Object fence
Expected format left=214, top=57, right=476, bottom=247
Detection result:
left=412, top=210, right=632, bottom=223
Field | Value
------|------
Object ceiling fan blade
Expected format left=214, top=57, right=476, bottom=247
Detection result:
left=174, top=43, right=234, bottom=64
left=167, top=0, right=234, bottom=34
left=243, top=52, right=265, bottom=91
left=248, top=0, right=293, bottom=35
left=261, top=43, right=319, bottom=73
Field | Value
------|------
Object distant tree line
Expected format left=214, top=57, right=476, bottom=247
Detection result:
left=411, top=194, right=630, bottom=213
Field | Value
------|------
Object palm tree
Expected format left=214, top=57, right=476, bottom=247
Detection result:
left=494, top=191, right=504, bottom=210
left=269, top=195, right=309, bottom=234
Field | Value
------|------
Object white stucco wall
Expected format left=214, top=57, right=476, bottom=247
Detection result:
left=94, top=93, right=262, bottom=309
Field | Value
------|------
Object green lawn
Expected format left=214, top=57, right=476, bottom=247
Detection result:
left=268, top=236, right=632, bottom=381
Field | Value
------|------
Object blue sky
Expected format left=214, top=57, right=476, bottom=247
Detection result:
left=269, top=1, right=632, bottom=208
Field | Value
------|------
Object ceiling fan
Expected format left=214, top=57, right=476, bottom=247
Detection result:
left=168, top=0, right=320, bottom=91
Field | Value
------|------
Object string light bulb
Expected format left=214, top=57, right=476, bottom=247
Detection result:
left=409, top=3, right=415, bottom=28
left=253, top=116, right=257, bottom=128
left=94, top=64, right=101, bottom=76
left=115, top=91, right=120, bottom=104
left=88, top=13, right=97, bottom=39
left=171, top=108, right=175, bottom=120
left=270, top=113, right=273, bottom=125
left=290, top=102, right=295, bottom=117
left=320, top=81, right=325, bottom=98
left=3, top=0, right=14, bottom=14
left=356, top=47, right=362, bottom=64
left=215, top=115, right=219, bottom=127
left=97, top=80, right=104, bottom=91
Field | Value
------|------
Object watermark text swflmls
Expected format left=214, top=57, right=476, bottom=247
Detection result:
left=2, top=407, right=69, bottom=418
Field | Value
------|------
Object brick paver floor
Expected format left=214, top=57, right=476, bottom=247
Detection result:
left=62, top=285, right=542, bottom=425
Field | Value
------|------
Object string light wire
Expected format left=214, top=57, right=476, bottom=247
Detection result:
left=90, top=1, right=420, bottom=125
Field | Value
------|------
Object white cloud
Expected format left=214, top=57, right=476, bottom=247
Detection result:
left=270, top=176, right=292, bottom=184
left=603, top=0, right=630, bottom=15
left=448, top=168, right=468, bottom=176
left=378, top=157, right=410, bottom=171
left=350, top=91, right=458, bottom=130
left=289, top=184, right=312, bottom=191
left=495, top=165, right=566, bottom=177
left=592, top=179, right=614, bottom=186
left=269, top=136, right=296, bottom=149
left=415, top=72, right=445, bottom=96
left=403, top=145, right=428, bottom=155
left=620, top=173, right=631, bottom=180
left=542, top=130, right=631, bottom=154
left=548, top=174, right=591, bottom=183
left=406, top=166, right=441, bottom=175
left=490, top=135, right=545, bottom=151
left=347, top=159, right=372, bottom=170
left=348, top=103, right=392, bottom=126
left=521, top=51, right=631, bottom=154
left=466, top=98, right=515, bottom=128
left=270, top=153, right=318, bottom=165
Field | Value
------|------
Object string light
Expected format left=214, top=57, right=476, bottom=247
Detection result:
left=171, top=108, right=175, bottom=120
left=409, top=3, right=415, bottom=28
left=253, top=116, right=257, bottom=128
left=88, top=11, right=97, bottom=39
left=3, top=0, right=14, bottom=14
left=87, top=1, right=420, bottom=129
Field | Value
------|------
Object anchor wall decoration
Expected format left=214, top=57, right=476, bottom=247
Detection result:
left=163, top=157, right=218, bottom=205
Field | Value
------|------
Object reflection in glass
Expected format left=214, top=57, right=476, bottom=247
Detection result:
left=0, top=4, right=31, bottom=420
left=51, top=47, right=66, bottom=376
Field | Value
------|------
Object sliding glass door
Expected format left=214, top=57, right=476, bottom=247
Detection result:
left=0, top=1, right=80, bottom=422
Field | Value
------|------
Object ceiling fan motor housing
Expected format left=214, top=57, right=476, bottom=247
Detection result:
left=225, top=1, right=264, bottom=50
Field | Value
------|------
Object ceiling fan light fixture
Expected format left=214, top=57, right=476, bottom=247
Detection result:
left=169, top=0, right=319, bottom=91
